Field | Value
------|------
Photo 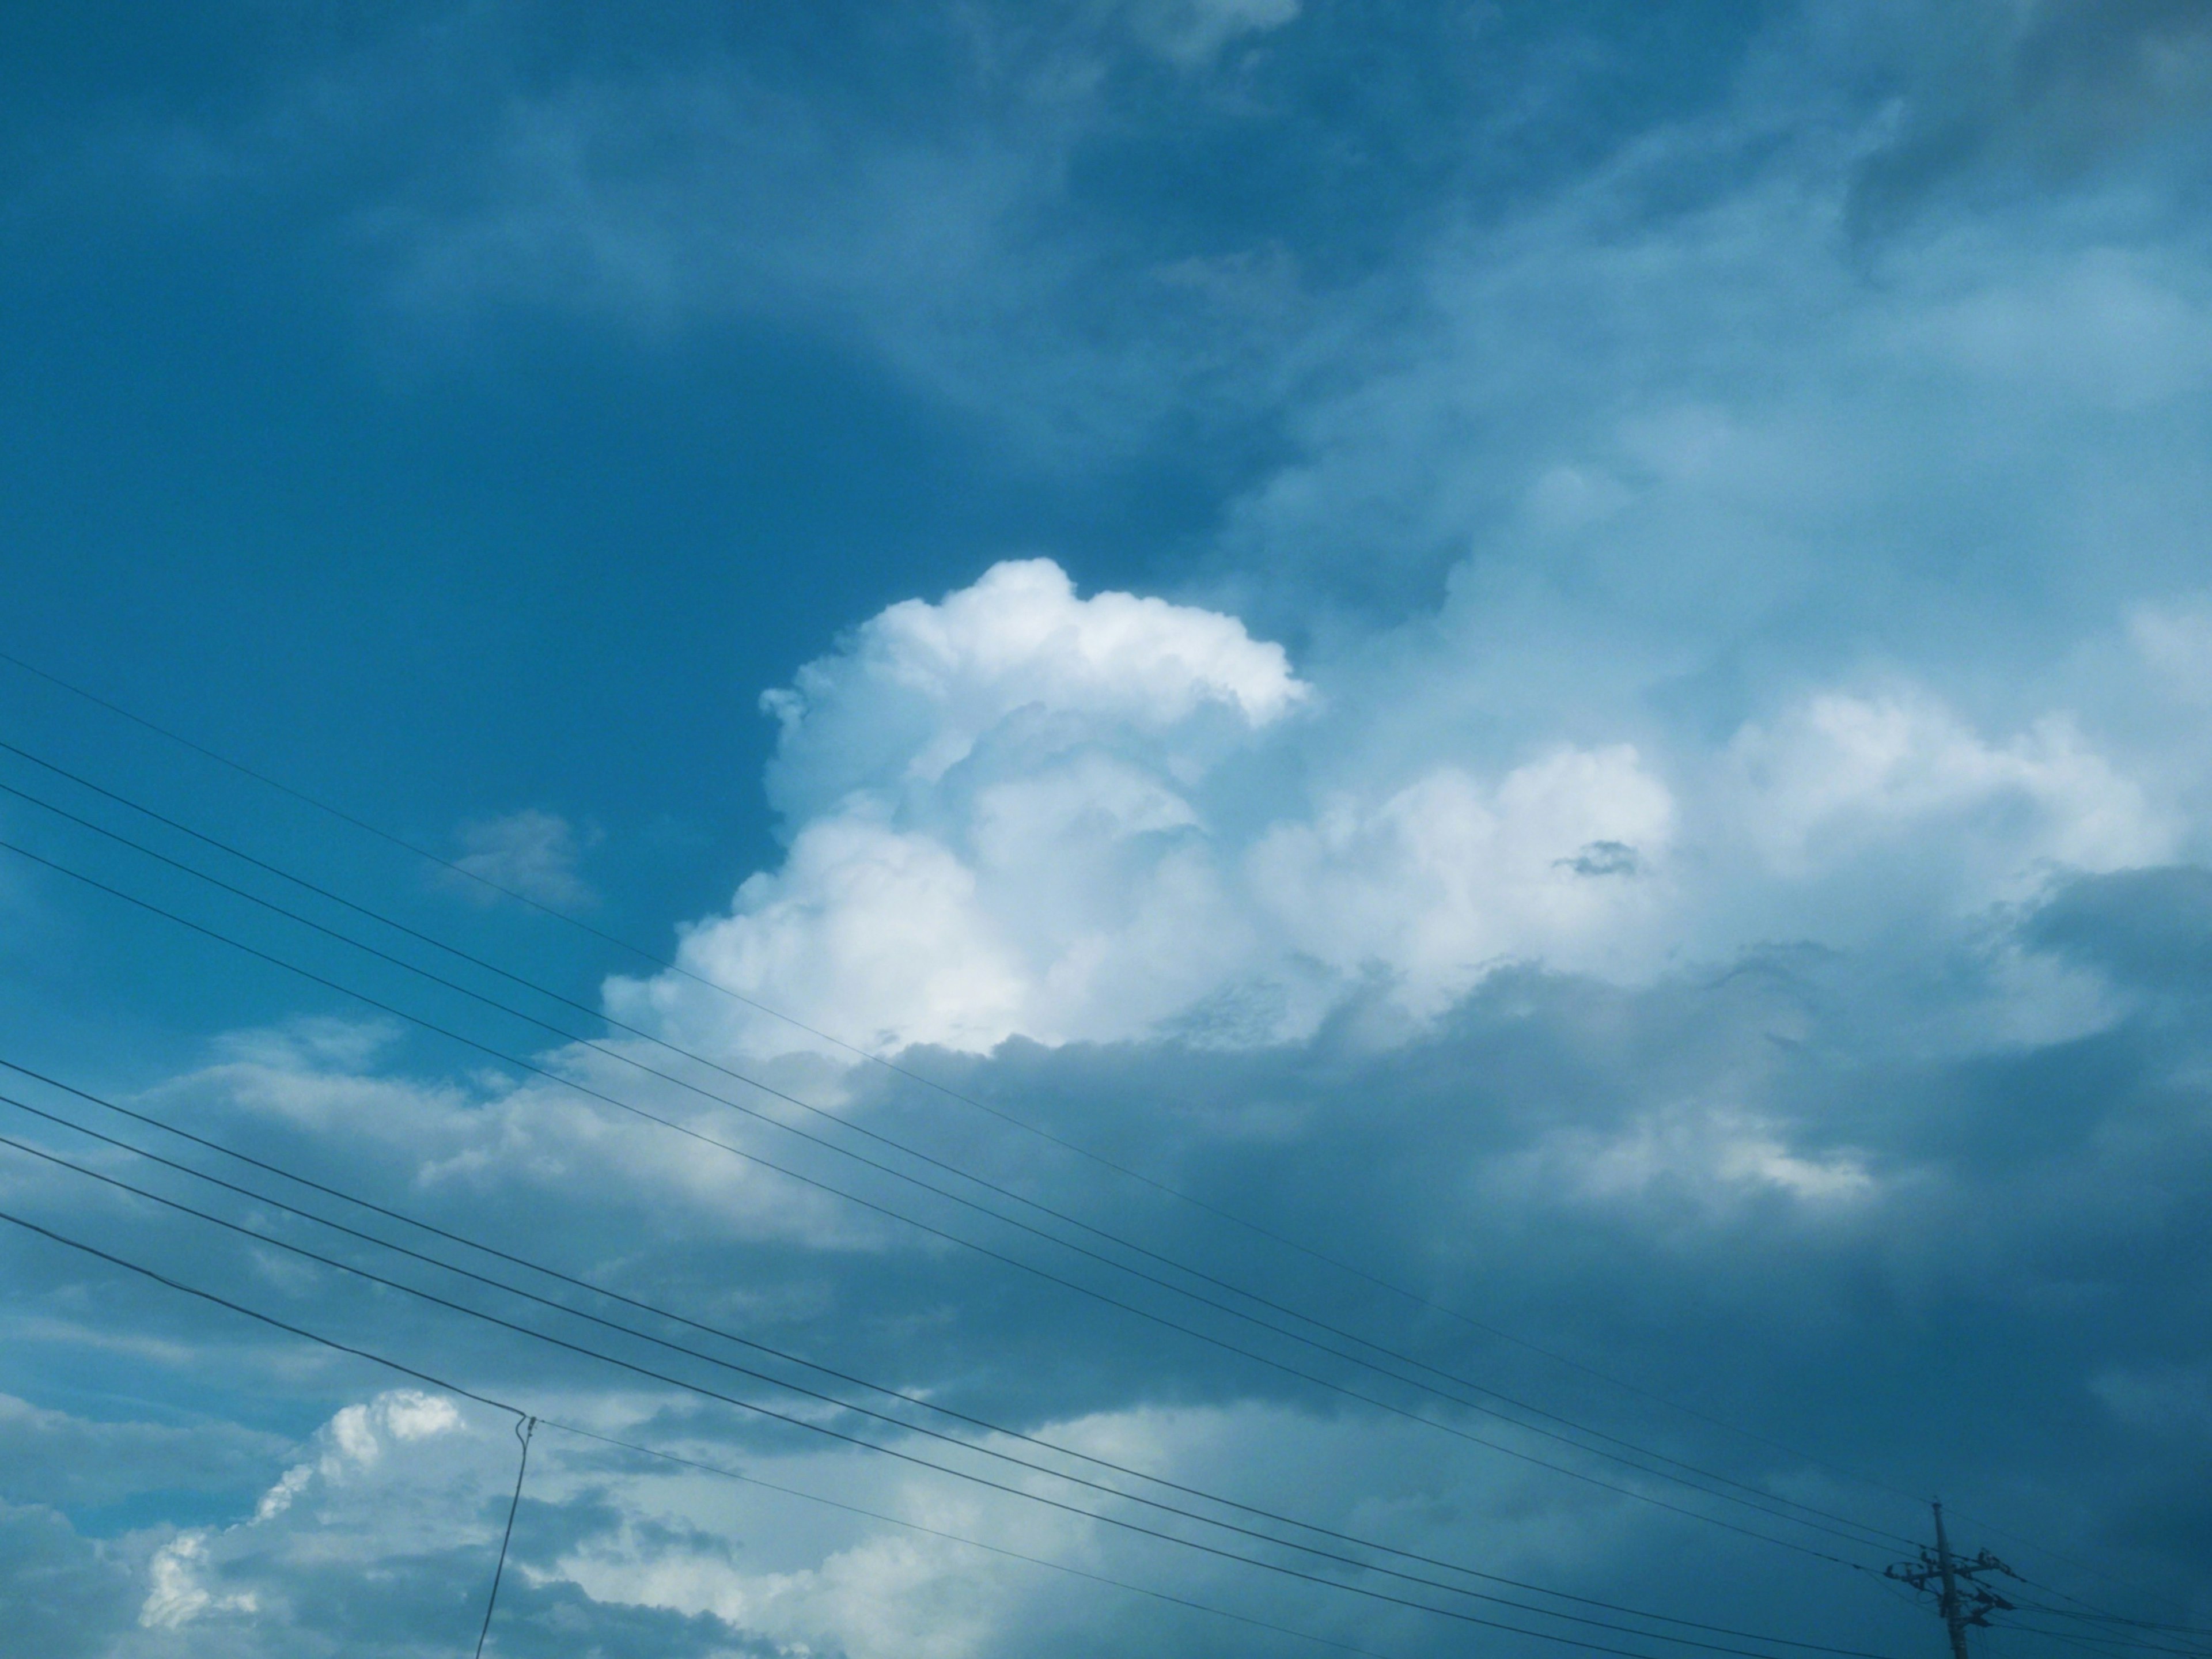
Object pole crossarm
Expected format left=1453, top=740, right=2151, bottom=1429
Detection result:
left=1885, top=1506, right=2018, bottom=1658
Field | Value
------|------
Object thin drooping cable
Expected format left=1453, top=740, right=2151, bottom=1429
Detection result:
left=2010, top=1630, right=2209, bottom=1659
left=1996, top=1571, right=2212, bottom=1639
left=0, top=1205, right=515, bottom=1410
left=0, top=835, right=1897, bottom=1567
left=475, top=1415, right=535, bottom=1659
left=0, top=753, right=1919, bottom=1553
left=2003, top=1603, right=2212, bottom=1653
left=0, top=1202, right=1416, bottom=1659
left=1897, top=1540, right=2212, bottom=1659
left=2003, top=1629, right=2210, bottom=1659
left=0, top=1068, right=1906, bottom=1657
left=0, top=648, right=1932, bottom=1508
left=2017, top=1628, right=2203, bottom=1654
left=0, top=1153, right=1892, bottom=1659
left=2003, top=1630, right=2149, bottom=1659
left=3, top=1189, right=1742, bottom=1659
left=2014, top=1601, right=2212, bottom=1639
left=1855, top=1570, right=2186, bottom=1659
left=0, top=1063, right=1499, bottom=1597
left=0, top=783, right=1912, bottom=1556
left=3, top=1102, right=1627, bottom=1627
left=0, top=1126, right=1893, bottom=1657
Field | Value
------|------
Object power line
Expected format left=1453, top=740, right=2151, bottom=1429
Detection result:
left=1885, top=1503, right=2017, bottom=1659
left=1999, top=1575, right=2212, bottom=1642
left=13, top=1181, right=1868, bottom=1659
left=0, top=1200, right=1418, bottom=1659
left=0, top=1159, right=1895, bottom=1659
left=1938, top=1535, right=2204, bottom=1638
left=1881, top=1511, right=2210, bottom=1659
left=10, top=1102, right=1778, bottom=1642
left=0, top=1121, right=1897, bottom=1656
left=0, top=646, right=1943, bottom=1510
left=474, top=1415, right=534, bottom=1659
left=9, top=652, right=2159, bottom=1647
left=2002, top=1603, right=2212, bottom=1657
left=2003, top=1630, right=2211, bottom=1659
left=0, top=828, right=1902, bottom=1565
left=0, top=1061, right=1902, bottom=1657
left=2016, top=1605, right=2212, bottom=1641
left=1974, top=1626, right=2149, bottom=1659
left=0, top=757, right=1915, bottom=1555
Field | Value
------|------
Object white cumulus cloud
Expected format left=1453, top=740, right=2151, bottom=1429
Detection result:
left=1247, top=747, right=1679, bottom=1019
left=613, top=559, right=1304, bottom=1056
left=615, top=560, right=1686, bottom=1057
left=1724, top=690, right=2172, bottom=885
left=610, top=563, right=2185, bottom=1065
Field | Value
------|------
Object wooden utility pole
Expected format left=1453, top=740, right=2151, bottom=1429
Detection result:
left=1887, top=1502, right=2016, bottom=1659
left=1933, top=1503, right=1972, bottom=1659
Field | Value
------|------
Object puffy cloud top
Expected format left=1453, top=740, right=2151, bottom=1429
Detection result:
left=620, top=560, right=1315, bottom=1055
left=760, top=558, right=1308, bottom=822
left=617, top=560, right=1706, bottom=1056
left=616, top=559, right=2188, bottom=1063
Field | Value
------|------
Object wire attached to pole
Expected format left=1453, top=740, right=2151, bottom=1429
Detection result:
left=475, top=1414, right=536, bottom=1659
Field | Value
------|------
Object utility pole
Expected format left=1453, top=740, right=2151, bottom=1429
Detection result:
left=1933, top=1503, right=1971, bottom=1659
left=1887, top=1502, right=2016, bottom=1659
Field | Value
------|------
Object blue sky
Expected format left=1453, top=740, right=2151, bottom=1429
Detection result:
left=4, top=3, right=2212, bottom=1656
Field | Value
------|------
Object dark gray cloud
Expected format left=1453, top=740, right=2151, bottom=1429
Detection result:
left=0, top=1501, right=137, bottom=1659
left=8, top=865, right=2211, bottom=1650
left=0, top=1392, right=287, bottom=1515
left=1846, top=0, right=2212, bottom=228
left=2026, top=863, right=2212, bottom=990
left=0, top=0, right=1776, bottom=467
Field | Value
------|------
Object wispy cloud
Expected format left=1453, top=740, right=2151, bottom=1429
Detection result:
left=448, top=808, right=597, bottom=909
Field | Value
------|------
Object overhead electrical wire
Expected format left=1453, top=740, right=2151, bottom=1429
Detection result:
left=0, top=1202, right=1423, bottom=1659
left=1997, top=1574, right=2212, bottom=1643
left=0, top=1187, right=1938, bottom=1659
left=0, top=1113, right=1893, bottom=1656
left=0, top=1062, right=1904, bottom=1656
left=1853, top=1578, right=2156, bottom=1659
left=2003, top=1595, right=2212, bottom=1649
left=0, top=1144, right=1901, bottom=1659
left=0, top=646, right=1947, bottom=1511
left=2008, top=1631, right=2209, bottom=1659
left=9, top=646, right=2183, bottom=1618
left=0, top=748, right=1920, bottom=1552
left=0, top=752, right=1916, bottom=1556
left=2001, top=1629, right=2211, bottom=1659
left=1990, top=1631, right=2136, bottom=1659
left=472, top=1414, right=533, bottom=1659
left=6, top=654, right=2134, bottom=1604
left=0, top=654, right=2156, bottom=1654
left=14, top=1105, right=1784, bottom=1636
left=2016, top=1604, right=2212, bottom=1641
left=0, top=824, right=1916, bottom=1571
